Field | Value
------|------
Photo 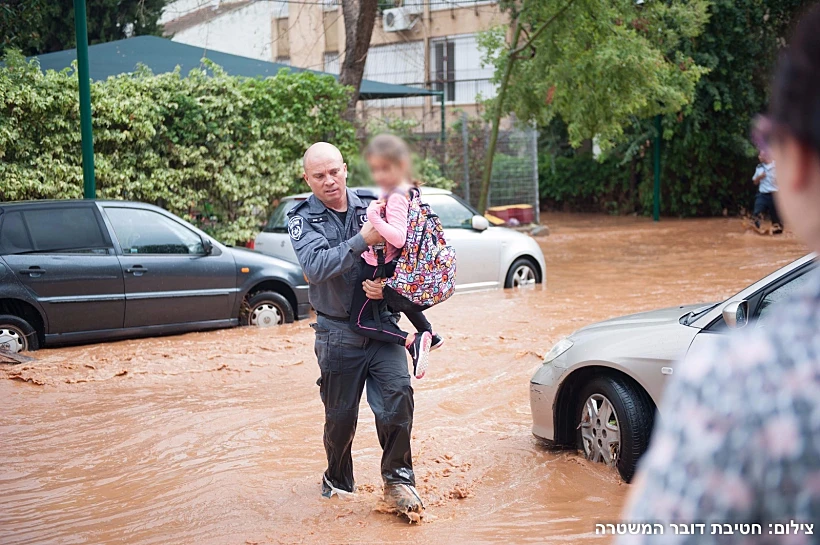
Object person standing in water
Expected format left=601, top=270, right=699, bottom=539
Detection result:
left=348, top=134, right=444, bottom=380
left=752, top=148, right=782, bottom=232
left=288, top=142, right=424, bottom=518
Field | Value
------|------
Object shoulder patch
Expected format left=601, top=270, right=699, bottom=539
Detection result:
left=288, top=216, right=304, bottom=240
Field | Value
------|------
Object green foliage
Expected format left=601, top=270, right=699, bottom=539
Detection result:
left=533, top=0, right=812, bottom=217
left=0, top=53, right=356, bottom=244
left=0, top=0, right=167, bottom=57
left=631, top=0, right=814, bottom=216
left=480, top=0, right=711, bottom=151
left=539, top=153, right=633, bottom=214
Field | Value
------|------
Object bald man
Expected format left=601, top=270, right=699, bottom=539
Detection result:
left=288, top=142, right=424, bottom=517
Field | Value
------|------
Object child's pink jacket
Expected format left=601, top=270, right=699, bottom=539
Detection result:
left=362, top=189, right=410, bottom=266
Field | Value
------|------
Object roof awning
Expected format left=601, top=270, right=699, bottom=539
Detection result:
left=29, top=36, right=438, bottom=100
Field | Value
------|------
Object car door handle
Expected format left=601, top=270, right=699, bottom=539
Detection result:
left=19, top=267, right=46, bottom=277
left=125, top=266, right=148, bottom=276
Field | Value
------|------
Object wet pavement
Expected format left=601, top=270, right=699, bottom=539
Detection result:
left=0, top=214, right=808, bottom=544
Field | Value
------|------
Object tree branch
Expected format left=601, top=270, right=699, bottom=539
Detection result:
left=511, top=0, right=579, bottom=57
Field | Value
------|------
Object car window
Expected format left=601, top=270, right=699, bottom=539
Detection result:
left=0, top=208, right=109, bottom=254
left=264, top=199, right=303, bottom=233
left=105, top=208, right=205, bottom=255
left=756, top=268, right=815, bottom=327
left=424, top=195, right=475, bottom=229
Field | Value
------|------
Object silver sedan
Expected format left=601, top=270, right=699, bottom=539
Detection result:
left=530, top=254, right=816, bottom=482
left=255, top=188, right=546, bottom=291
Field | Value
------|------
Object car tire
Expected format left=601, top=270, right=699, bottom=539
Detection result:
left=241, top=291, right=294, bottom=327
left=0, top=314, right=40, bottom=353
left=504, top=257, right=540, bottom=288
left=576, top=375, right=654, bottom=482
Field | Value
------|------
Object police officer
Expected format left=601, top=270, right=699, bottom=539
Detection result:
left=288, top=142, right=424, bottom=516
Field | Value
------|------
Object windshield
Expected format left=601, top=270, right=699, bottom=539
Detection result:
left=424, top=194, right=479, bottom=229
left=263, top=199, right=303, bottom=233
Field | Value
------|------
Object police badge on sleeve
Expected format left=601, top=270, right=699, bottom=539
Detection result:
left=288, top=216, right=304, bottom=240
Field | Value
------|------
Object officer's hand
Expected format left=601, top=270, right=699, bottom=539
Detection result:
left=363, top=279, right=385, bottom=300
left=360, top=222, right=385, bottom=246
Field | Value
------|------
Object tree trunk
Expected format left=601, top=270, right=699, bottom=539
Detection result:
left=477, top=20, right=522, bottom=214
left=339, top=0, right=379, bottom=121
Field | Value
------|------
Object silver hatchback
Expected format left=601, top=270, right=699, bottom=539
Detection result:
left=255, top=188, right=546, bottom=291
left=530, top=254, right=817, bottom=482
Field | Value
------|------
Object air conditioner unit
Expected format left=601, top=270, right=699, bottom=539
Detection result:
left=383, top=7, right=419, bottom=32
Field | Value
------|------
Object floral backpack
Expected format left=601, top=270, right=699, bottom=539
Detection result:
left=377, top=188, right=457, bottom=313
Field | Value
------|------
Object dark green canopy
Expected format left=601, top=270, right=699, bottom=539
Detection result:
left=30, top=36, right=438, bottom=100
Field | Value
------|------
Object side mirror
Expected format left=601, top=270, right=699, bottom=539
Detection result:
left=471, top=215, right=490, bottom=231
left=722, top=300, right=749, bottom=329
left=202, top=237, right=214, bottom=255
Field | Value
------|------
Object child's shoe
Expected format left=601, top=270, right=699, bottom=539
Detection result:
left=408, top=331, right=432, bottom=379
left=430, top=333, right=444, bottom=351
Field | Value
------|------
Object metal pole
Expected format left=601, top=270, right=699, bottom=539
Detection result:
left=653, top=114, right=661, bottom=222
left=438, top=91, right=446, bottom=143
left=74, top=0, right=96, bottom=199
left=531, top=125, right=540, bottom=225
left=461, top=112, right=470, bottom=204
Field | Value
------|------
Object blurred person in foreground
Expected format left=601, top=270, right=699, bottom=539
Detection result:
left=618, top=5, right=820, bottom=544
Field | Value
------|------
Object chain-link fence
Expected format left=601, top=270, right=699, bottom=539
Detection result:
left=409, top=114, right=540, bottom=224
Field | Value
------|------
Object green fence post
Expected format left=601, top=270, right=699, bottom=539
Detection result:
left=653, top=114, right=661, bottom=222
left=73, top=0, right=96, bottom=199
left=439, top=91, right=446, bottom=143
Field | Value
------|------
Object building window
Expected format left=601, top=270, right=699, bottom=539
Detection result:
left=432, top=40, right=456, bottom=101
left=430, top=0, right=496, bottom=12
left=324, top=52, right=340, bottom=75
left=276, top=17, right=289, bottom=58
left=429, top=33, right=496, bottom=104
left=363, top=41, right=426, bottom=107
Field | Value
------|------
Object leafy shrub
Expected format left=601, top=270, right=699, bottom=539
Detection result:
left=539, top=153, right=633, bottom=214
left=0, top=52, right=356, bottom=244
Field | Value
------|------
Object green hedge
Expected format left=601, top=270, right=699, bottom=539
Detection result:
left=0, top=52, right=356, bottom=244
left=539, top=153, right=634, bottom=214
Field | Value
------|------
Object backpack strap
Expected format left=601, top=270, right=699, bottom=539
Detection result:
left=371, top=244, right=386, bottom=332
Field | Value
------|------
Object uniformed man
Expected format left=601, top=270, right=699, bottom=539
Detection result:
left=288, top=142, right=424, bottom=517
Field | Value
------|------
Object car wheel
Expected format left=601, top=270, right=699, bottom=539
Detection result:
left=241, top=291, right=294, bottom=327
left=0, top=315, right=40, bottom=353
left=576, top=376, right=653, bottom=482
left=504, top=258, right=539, bottom=288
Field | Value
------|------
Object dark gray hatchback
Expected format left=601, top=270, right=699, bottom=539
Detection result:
left=0, top=200, right=310, bottom=353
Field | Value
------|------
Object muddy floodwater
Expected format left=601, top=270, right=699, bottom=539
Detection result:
left=0, top=215, right=808, bottom=544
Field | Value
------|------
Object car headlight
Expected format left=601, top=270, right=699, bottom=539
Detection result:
left=543, top=338, right=573, bottom=365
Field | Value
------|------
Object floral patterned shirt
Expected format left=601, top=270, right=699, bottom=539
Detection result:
left=618, top=269, right=820, bottom=544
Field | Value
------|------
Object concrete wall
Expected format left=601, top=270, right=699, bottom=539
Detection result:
left=165, top=1, right=275, bottom=61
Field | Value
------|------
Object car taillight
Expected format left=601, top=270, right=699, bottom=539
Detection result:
left=245, top=240, right=255, bottom=250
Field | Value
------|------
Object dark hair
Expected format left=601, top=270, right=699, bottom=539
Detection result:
left=771, top=3, right=820, bottom=156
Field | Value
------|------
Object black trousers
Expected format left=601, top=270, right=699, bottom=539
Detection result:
left=313, top=315, right=415, bottom=491
left=349, top=259, right=432, bottom=346
left=753, top=192, right=781, bottom=225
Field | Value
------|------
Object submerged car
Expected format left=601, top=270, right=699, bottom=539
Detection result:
left=530, top=254, right=817, bottom=482
left=0, top=200, right=310, bottom=353
left=255, top=188, right=546, bottom=291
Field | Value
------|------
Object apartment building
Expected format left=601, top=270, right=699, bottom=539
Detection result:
left=161, top=0, right=508, bottom=132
